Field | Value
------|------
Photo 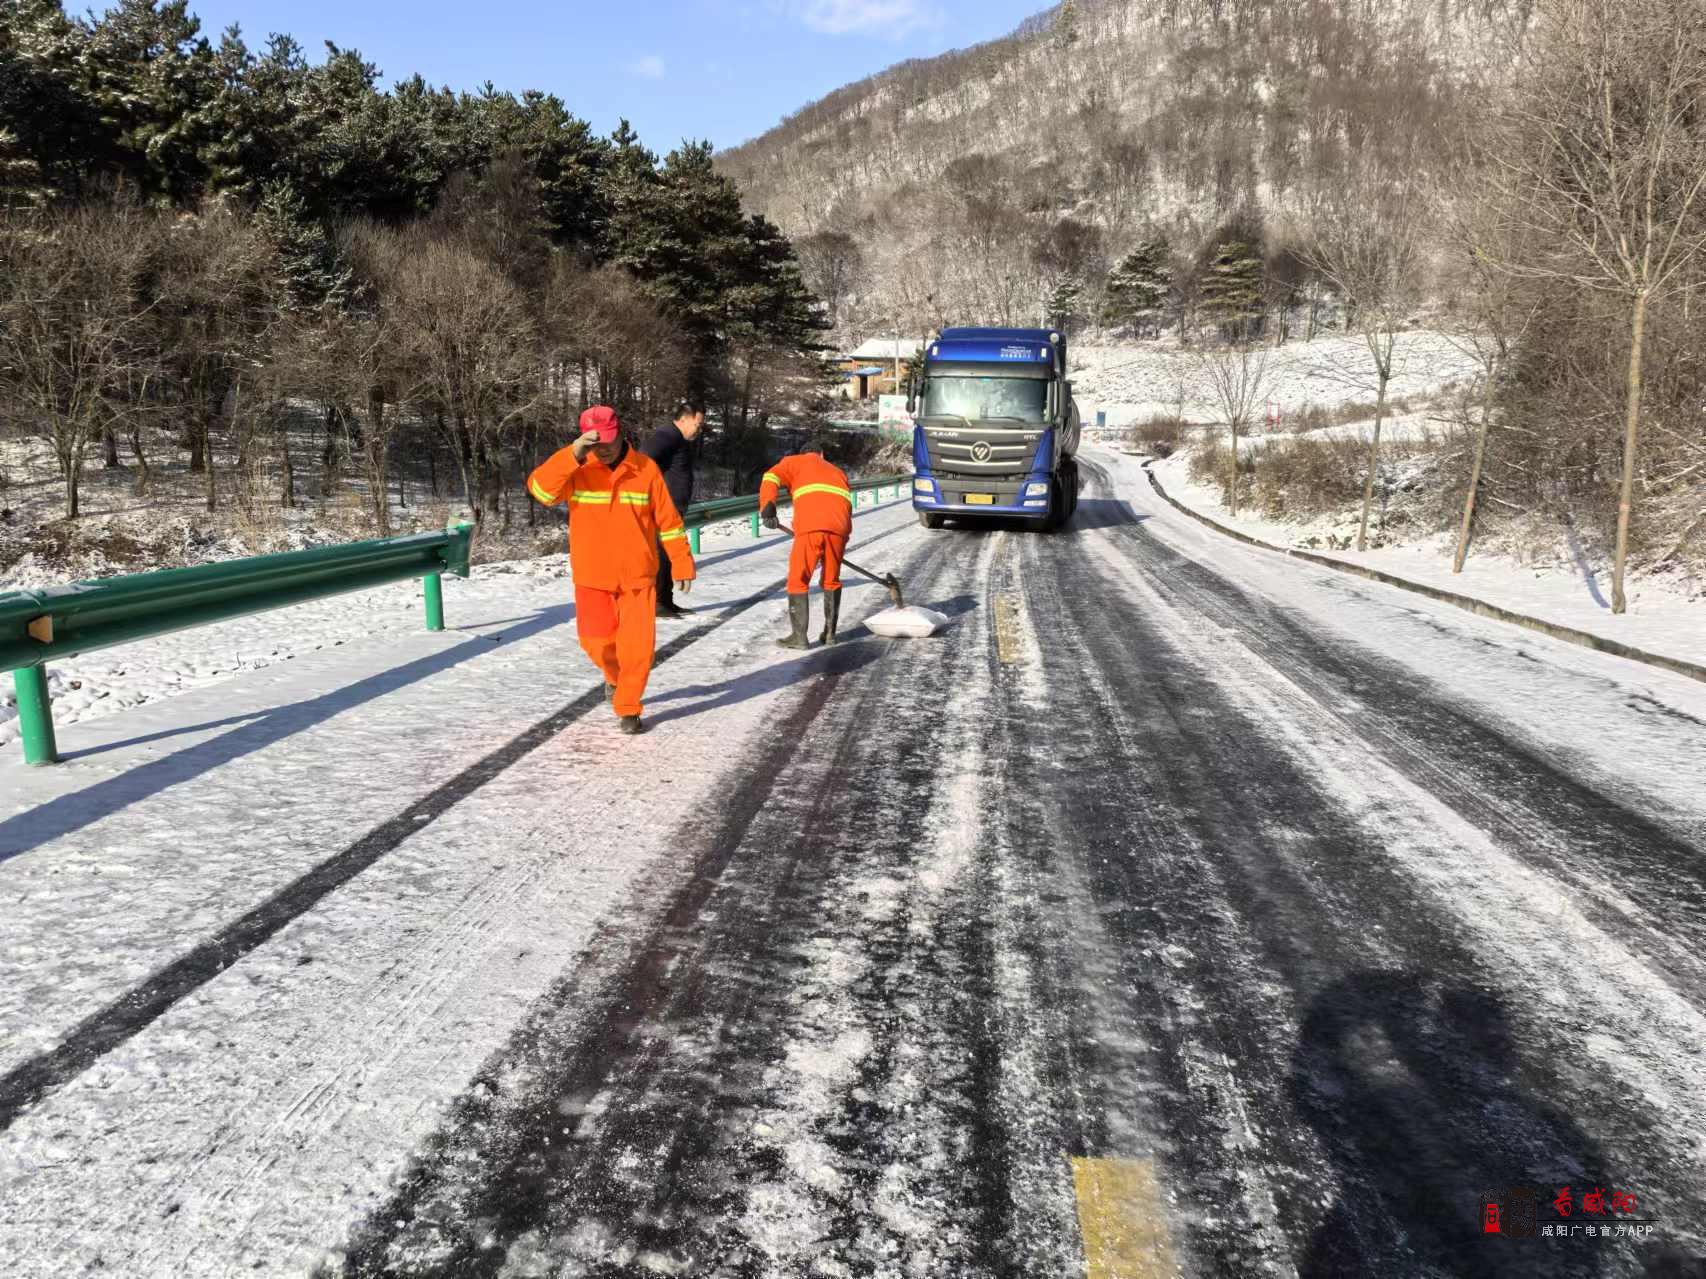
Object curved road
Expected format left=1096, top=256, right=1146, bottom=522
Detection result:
left=3, top=449, right=1705, bottom=1278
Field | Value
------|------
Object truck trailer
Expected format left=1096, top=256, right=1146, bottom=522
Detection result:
left=908, top=327, right=1081, bottom=530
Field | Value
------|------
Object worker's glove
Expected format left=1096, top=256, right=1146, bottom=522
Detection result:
left=570, top=429, right=601, bottom=460
left=760, top=502, right=779, bottom=529
left=675, top=579, right=692, bottom=594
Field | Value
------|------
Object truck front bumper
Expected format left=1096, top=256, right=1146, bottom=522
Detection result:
left=911, top=474, right=1052, bottom=517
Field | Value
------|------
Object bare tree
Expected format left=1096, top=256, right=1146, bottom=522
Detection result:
left=1195, top=338, right=1272, bottom=517
left=0, top=203, right=162, bottom=519
left=794, top=230, right=866, bottom=340
left=545, top=262, right=688, bottom=423
left=1441, top=191, right=1544, bottom=572
left=1303, top=168, right=1431, bottom=550
left=1489, top=0, right=1706, bottom=611
left=153, top=205, right=279, bottom=512
left=321, top=222, right=417, bottom=533
left=395, top=235, right=541, bottom=525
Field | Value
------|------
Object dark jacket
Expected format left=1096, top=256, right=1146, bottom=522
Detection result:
left=642, top=422, right=698, bottom=511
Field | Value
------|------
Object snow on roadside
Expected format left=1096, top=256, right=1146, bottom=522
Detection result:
left=0, top=512, right=849, bottom=753
left=1138, top=447, right=1706, bottom=671
left=1070, top=331, right=1480, bottom=428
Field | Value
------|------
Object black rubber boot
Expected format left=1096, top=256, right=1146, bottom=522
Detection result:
left=819, top=587, right=842, bottom=646
left=619, top=714, right=644, bottom=735
left=776, top=593, right=811, bottom=649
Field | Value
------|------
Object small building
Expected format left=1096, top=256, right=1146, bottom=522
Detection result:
left=837, top=337, right=925, bottom=400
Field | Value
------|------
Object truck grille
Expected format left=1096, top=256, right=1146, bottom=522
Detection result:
left=921, top=425, right=1043, bottom=477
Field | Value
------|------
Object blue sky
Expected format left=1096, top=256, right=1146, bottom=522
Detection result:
left=185, top=0, right=1047, bottom=153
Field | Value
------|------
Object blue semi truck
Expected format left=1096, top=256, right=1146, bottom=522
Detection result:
left=908, top=326, right=1081, bottom=530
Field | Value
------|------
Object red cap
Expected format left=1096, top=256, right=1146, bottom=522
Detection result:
left=579, top=405, right=621, bottom=443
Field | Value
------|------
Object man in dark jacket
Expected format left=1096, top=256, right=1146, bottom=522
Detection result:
left=642, top=400, right=705, bottom=618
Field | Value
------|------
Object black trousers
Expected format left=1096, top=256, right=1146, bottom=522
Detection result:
left=656, top=538, right=675, bottom=610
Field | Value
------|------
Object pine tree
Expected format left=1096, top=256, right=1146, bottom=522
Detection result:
left=0, top=0, right=111, bottom=202
left=1105, top=238, right=1171, bottom=335
left=0, top=126, right=43, bottom=207
left=1045, top=275, right=1084, bottom=332
left=199, top=25, right=256, bottom=200
left=736, top=212, right=830, bottom=355
left=611, top=139, right=751, bottom=386
left=1198, top=240, right=1264, bottom=339
left=469, top=89, right=610, bottom=254
left=254, top=181, right=348, bottom=310
left=83, top=0, right=220, bottom=202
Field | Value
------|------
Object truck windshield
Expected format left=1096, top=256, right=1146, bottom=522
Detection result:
left=923, top=375, right=1048, bottom=423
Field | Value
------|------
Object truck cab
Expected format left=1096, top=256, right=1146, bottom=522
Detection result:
left=909, top=327, right=1081, bottom=530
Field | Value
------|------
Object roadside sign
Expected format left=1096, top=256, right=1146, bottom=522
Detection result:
left=878, top=395, right=914, bottom=432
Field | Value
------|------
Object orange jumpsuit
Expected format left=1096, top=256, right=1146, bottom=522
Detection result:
left=528, top=443, right=695, bottom=717
left=759, top=454, right=854, bottom=595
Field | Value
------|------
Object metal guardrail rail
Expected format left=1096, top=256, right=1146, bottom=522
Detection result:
left=1, top=524, right=474, bottom=767
left=680, top=472, right=910, bottom=552
left=1, top=472, right=913, bottom=767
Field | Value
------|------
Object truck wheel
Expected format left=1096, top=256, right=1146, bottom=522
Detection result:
left=917, top=510, right=945, bottom=529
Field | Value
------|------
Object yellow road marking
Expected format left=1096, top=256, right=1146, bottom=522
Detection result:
left=995, top=593, right=1021, bottom=665
left=1071, top=1156, right=1178, bottom=1279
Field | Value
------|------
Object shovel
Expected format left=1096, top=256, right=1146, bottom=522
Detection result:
left=776, top=517, right=905, bottom=607
left=773, top=517, right=947, bottom=638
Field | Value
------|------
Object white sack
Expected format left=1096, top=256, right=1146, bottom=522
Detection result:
left=864, top=605, right=949, bottom=638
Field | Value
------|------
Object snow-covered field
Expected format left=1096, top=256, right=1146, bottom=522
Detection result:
left=1069, top=330, right=1481, bottom=428
left=1066, top=329, right=1703, bottom=660
left=1141, top=447, right=1706, bottom=671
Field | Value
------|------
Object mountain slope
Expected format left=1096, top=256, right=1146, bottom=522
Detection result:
left=719, top=0, right=1527, bottom=339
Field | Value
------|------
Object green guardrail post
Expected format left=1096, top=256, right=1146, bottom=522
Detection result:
left=689, top=527, right=702, bottom=555
left=14, top=666, right=57, bottom=766
left=425, top=519, right=474, bottom=633
left=750, top=512, right=760, bottom=538
left=423, top=573, right=445, bottom=632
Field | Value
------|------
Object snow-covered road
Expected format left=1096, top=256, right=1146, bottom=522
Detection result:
left=2, top=455, right=1704, bottom=1276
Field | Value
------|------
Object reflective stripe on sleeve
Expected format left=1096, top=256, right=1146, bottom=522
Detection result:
left=659, top=528, right=687, bottom=543
left=762, top=472, right=781, bottom=485
left=528, top=478, right=556, bottom=504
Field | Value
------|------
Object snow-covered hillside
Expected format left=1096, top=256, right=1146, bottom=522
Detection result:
left=1068, top=330, right=1481, bottom=429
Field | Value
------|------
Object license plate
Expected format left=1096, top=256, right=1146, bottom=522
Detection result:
left=965, top=493, right=995, bottom=505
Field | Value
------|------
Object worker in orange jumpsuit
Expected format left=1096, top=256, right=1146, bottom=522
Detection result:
left=528, top=405, right=695, bottom=734
left=759, top=451, right=854, bottom=648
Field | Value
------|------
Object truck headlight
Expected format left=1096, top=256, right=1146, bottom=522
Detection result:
left=1025, top=482, right=1050, bottom=497
left=913, top=479, right=935, bottom=494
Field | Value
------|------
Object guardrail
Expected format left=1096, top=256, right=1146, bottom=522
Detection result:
left=680, top=472, right=911, bottom=552
left=2, top=473, right=913, bottom=768
left=1, top=524, right=474, bottom=767
left=825, top=419, right=912, bottom=443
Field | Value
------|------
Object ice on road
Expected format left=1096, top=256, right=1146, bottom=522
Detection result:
left=2, top=458, right=1704, bottom=1277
